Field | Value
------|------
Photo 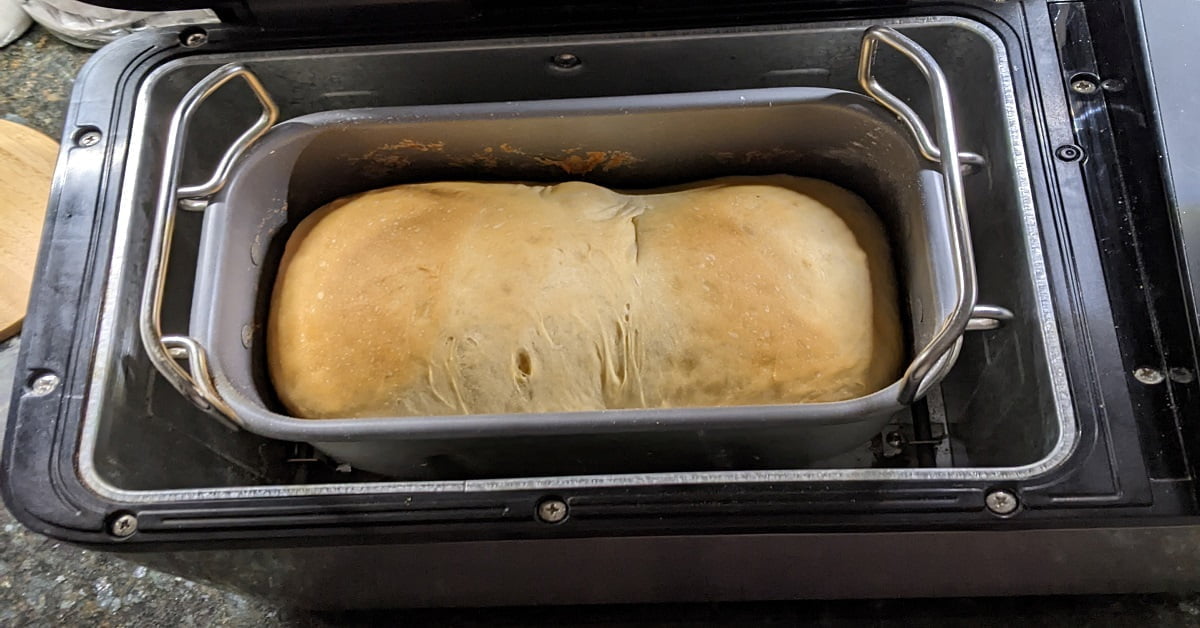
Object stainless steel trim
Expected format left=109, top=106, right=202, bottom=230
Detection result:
left=76, top=15, right=1077, bottom=503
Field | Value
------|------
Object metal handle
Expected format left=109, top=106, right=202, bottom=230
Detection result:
left=858, top=26, right=981, bottom=404
left=139, top=64, right=279, bottom=429
left=967, top=304, right=1014, bottom=331
left=857, top=30, right=986, bottom=173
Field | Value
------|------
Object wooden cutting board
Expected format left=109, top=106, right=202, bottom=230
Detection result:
left=0, top=120, right=58, bottom=341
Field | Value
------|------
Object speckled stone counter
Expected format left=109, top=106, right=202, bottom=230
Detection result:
left=0, top=25, right=88, bottom=136
left=0, top=24, right=302, bottom=628
left=6, top=20, right=1200, bottom=628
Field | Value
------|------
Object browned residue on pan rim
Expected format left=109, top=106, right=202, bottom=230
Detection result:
left=451, top=146, right=639, bottom=175
left=351, top=141, right=639, bottom=176
left=533, top=148, right=640, bottom=175
left=351, top=139, right=447, bottom=166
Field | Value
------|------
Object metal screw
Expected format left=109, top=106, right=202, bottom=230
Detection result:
left=28, top=373, right=60, bottom=396
left=885, top=431, right=905, bottom=449
left=1071, top=79, right=1099, bottom=95
left=551, top=53, right=581, bottom=69
left=110, top=514, right=138, bottom=537
left=1134, top=367, right=1166, bottom=385
left=536, top=498, right=568, bottom=523
left=1055, top=145, right=1082, bottom=162
left=76, top=130, right=101, bottom=148
left=985, top=490, right=1019, bottom=515
left=1169, top=367, right=1195, bottom=384
left=181, top=29, right=208, bottom=48
left=1101, top=78, right=1126, bottom=93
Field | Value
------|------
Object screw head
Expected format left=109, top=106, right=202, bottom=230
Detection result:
left=551, top=53, right=581, bottom=69
left=110, top=513, right=138, bottom=537
left=1055, top=145, right=1082, bottom=162
left=985, top=490, right=1019, bottom=515
left=181, top=28, right=208, bottom=48
left=76, top=130, right=101, bottom=148
left=28, top=373, right=60, bottom=396
left=536, top=498, right=568, bottom=523
left=1134, top=367, right=1166, bottom=385
left=1071, top=79, right=1099, bottom=95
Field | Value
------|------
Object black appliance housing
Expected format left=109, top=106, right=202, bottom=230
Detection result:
left=4, top=0, right=1200, bottom=607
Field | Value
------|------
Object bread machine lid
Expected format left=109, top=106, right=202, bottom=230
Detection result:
left=73, top=0, right=909, bottom=29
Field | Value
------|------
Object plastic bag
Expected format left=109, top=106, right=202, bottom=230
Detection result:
left=19, top=0, right=214, bottom=48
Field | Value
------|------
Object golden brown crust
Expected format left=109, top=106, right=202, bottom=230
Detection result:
left=268, top=176, right=902, bottom=419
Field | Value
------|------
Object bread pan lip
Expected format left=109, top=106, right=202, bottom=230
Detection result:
left=197, top=85, right=917, bottom=440
left=218, top=388, right=907, bottom=442
left=76, top=14, right=1078, bottom=504
left=241, top=84, right=886, bottom=124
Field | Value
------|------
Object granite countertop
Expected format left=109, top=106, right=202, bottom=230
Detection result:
left=4, top=20, right=1200, bottom=628
left=0, top=24, right=304, bottom=628
left=0, top=25, right=87, bottom=133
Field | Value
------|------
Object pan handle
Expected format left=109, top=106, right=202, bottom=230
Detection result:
left=858, top=26, right=983, bottom=405
left=138, top=64, right=279, bottom=429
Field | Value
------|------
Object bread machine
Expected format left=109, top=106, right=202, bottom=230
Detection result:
left=4, top=0, right=1200, bottom=607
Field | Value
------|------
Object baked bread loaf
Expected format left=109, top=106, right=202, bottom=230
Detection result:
left=268, top=175, right=902, bottom=419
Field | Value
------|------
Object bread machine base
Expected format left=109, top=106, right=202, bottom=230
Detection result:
left=5, top=0, right=1200, bottom=607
